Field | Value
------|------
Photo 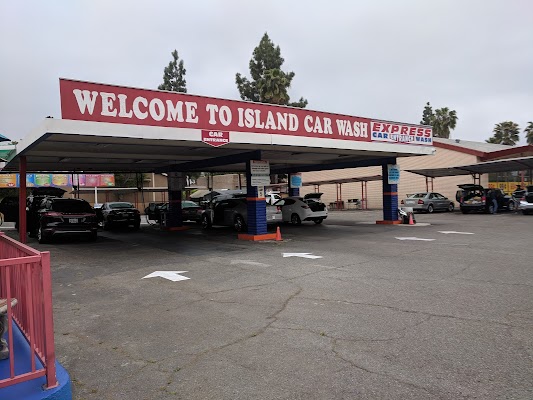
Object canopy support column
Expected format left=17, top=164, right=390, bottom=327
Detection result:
left=377, top=162, right=401, bottom=224
left=18, top=156, right=27, bottom=243
left=165, top=172, right=185, bottom=230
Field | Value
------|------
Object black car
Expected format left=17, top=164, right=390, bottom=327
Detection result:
left=29, top=197, right=98, bottom=243
left=457, top=184, right=515, bottom=214
left=144, top=201, right=203, bottom=223
left=0, top=196, right=19, bottom=223
left=100, top=202, right=141, bottom=230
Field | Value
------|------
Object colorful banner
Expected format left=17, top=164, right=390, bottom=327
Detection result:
left=0, top=174, right=115, bottom=188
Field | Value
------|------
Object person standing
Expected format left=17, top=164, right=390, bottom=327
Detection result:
left=489, top=189, right=498, bottom=214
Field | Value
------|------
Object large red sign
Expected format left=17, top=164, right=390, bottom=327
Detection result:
left=60, top=79, right=432, bottom=145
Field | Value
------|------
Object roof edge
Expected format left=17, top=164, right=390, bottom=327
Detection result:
left=481, top=145, right=533, bottom=161
left=433, top=141, right=486, bottom=157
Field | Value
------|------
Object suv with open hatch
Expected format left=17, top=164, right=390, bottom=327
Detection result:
left=28, top=197, right=98, bottom=243
left=456, top=184, right=515, bottom=214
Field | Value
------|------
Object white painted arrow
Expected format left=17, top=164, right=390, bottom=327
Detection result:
left=142, top=271, right=190, bottom=282
left=438, top=231, right=474, bottom=235
left=395, top=237, right=435, bottom=241
left=282, top=253, right=323, bottom=259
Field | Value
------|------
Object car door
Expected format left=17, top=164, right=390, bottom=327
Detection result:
left=280, top=198, right=296, bottom=221
left=434, top=193, right=447, bottom=210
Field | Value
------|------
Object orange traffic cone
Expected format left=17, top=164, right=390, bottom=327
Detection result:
left=276, top=226, right=282, bottom=241
left=408, top=212, right=415, bottom=225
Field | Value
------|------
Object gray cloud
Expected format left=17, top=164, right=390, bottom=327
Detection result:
left=1, top=0, right=532, bottom=143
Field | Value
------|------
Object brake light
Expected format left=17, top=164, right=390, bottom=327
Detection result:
left=43, top=212, right=62, bottom=217
left=276, top=206, right=281, bottom=212
left=460, top=197, right=464, bottom=203
left=418, top=199, right=424, bottom=204
left=301, top=205, right=309, bottom=209
left=481, top=196, right=486, bottom=203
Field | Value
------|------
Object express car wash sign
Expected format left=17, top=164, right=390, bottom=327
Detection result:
left=59, top=79, right=433, bottom=146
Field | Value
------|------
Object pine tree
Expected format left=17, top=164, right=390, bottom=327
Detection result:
left=420, top=102, right=434, bottom=125
left=236, top=33, right=307, bottom=108
left=158, top=50, right=187, bottom=93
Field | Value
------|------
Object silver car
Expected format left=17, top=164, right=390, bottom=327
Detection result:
left=401, top=192, right=455, bottom=213
left=518, top=185, right=533, bottom=215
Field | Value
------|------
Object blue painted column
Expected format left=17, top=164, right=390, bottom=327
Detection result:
left=246, top=159, right=267, bottom=235
left=288, top=174, right=300, bottom=197
left=166, top=172, right=183, bottom=228
left=382, top=162, right=398, bottom=221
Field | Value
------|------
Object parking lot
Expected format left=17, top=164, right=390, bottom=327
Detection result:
left=2, top=210, right=532, bottom=400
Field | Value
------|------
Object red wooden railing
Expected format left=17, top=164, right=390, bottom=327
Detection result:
left=0, top=231, right=58, bottom=389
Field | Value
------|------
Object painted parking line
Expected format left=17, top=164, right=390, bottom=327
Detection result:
left=282, top=253, right=323, bottom=259
left=395, top=237, right=435, bottom=241
left=438, top=231, right=474, bottom=235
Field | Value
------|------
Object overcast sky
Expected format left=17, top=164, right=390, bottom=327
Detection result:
left=1, top=0, right=532, bottom=144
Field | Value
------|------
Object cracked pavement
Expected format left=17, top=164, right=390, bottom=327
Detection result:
left=3, top=210, right=532, bottom=399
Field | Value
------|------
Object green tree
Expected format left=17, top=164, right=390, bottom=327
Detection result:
left=420, top=102, right=434, bottom=125
left=486, top=121, right=520, bottom=145
left=432, top=107, right=458, bottom=138
left=524, top=121, right=533, bottom=145
left=158, top=50, right=187, bottom=93
left=236, top=33, right=307, bottom=108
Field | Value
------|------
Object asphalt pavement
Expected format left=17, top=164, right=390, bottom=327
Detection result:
left=2, top=210, right=532, bottom=399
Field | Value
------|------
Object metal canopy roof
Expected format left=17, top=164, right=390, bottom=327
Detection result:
left=3, top=119, right=434, bottom=174
left=303, top=175, right=383, bottom=186
left=406, top=156, right=533, bottom=178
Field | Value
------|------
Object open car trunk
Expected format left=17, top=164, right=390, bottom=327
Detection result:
left=303, top=193, right=326, bottom=211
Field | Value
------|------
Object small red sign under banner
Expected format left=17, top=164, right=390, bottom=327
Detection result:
left=202, top=130, right=230, bottom=147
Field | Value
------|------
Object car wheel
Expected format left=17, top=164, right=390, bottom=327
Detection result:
left=234, top=215, right=246, bottom=232
left=448, top=203, right=454, bottom=212
left=291, top=213, right=302, bottom=225
left=523, top=210, right=530, bottom=215
left=508, top=201, right=515, bottom=212
left=201, top=214, right=211, bottom=229
left=427, top=204, right=434, bottom=213
left=461, top=208, right=470, bottom=214
left=103, top=219, right=111, bottom=230
left=314, top=218, right=323, bottom=224
left=37, top=226, right=50, bottom=244
left=88, top=231, right=97, bottom=242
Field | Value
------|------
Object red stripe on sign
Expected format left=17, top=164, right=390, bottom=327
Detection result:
left=383, top=192, right=398, bottom=195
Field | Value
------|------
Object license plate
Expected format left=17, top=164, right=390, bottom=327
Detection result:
left=406, top=200, right=415, bottom=204
left=68, top=218, right=78, bottom=223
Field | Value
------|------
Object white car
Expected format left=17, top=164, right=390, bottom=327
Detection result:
left=275, top=193, right=328, bottom=225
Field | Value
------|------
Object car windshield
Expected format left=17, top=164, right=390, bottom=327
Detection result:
left=109, top=202, right=134, bottom=209
left=182, top=201, right=199, bottom=207
left=52, top=200, right=94, bottom=213
left=407, top=193, right=427, bottom=198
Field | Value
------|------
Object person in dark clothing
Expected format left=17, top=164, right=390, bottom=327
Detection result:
left=489, top=189, right=498, bottom=214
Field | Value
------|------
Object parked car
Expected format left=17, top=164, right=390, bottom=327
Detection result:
left=145, top=201, right=203, bottom=223
left=100, top=202, right=141, bottom=230
left=456, top=184, right=515, bottom=214
left=144, top=202, right=167, bottom=221
left=201, top=197, right=282, bottom=232
left=400, top=192, right=454, bottom=213
left=181, top=200, right=203, bottom=223
left=0, top=196, right=19, bottom=223
left=274, top=193, right=328, bottom=225
left=266, top=192, right=283, bottom=205
left=517, top=185, right=533, bottom=215
left=28, top=197, right=98, bottom=243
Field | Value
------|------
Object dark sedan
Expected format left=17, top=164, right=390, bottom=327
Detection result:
left=145, top=201, right=203, bottom=223
left=100, top=202, right=141, bottom=230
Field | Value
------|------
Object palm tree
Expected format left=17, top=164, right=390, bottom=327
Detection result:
left=432, top=107, right=458, bottom=138
left=524, top=121, right=533, bottom=145
left=486, top=121, right=520, bottom=145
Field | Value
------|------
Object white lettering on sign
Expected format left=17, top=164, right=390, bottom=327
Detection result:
left=73, top=89, right=98, bottom=114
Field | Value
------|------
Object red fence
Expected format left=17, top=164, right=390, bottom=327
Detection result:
left=0, top=231, right=57, bottom=389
